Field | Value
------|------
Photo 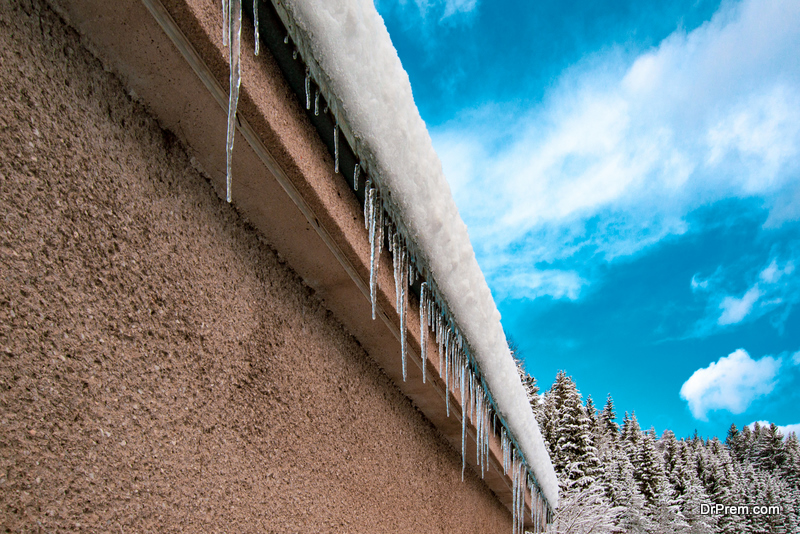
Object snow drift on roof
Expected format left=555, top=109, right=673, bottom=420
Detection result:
left=281, top=0, right=558, bottom=508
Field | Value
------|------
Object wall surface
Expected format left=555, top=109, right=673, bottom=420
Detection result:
left=0, top=0, right=513, bottom=532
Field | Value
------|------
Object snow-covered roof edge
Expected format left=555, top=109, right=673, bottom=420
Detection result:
left=278, top=0, right=558, bottom=508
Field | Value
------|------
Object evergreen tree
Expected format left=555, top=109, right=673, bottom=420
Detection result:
left=532, top=372, right=800, bottom=533
left=754, top=423, right=786, bottom=474
left=544, top=371, right=604, bottom=488
left=726, top=423, right=747, bottom=463
left=602, top=443, right=648, bottom=532
left=599, top=394, right=619, bottom=438
left=585, top=395, right=598, bottom=428
left=782, top=432, right=800, bottom=488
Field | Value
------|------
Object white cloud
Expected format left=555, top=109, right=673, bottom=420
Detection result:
left=792, top=350, right=800, bottom=366
left=760, top=258, right=795, bottom=283
left=442, top=0, right=477, bottom=17
left=691, top=274, right=710, bottom=292
left=718, top=285, right=762, bottom=325
left=692, top=254, right=799, bottom=334
left=491, top=268, right=587, bottom=301
left=378, top=0, right=478, bottom=21
left=679, top=349, right=782, bottom=421
left=780, top=423, right=800, bottom=437
left=748, top=420, right=800, bottom=439
left=434, top=0, right=800, bottom=298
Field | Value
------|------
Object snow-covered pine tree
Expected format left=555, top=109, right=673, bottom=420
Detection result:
left=545, top=371, right=604, bottom=487
left=635, top=427, right=680, bottom=532
left=540, top=372, right=618, bottom=533
left=599, top=394, right=619, bottom=439
left=754, top=423, right=786, bottom=474
left=783, top=432, right=800, bottom=488
left=601, top=443, right=648, bottom=533
left=726, top=424, right=748, bottom=464
left=669, top=439, right=715, bottom=533
left=700, top=438, right=744, bottom=534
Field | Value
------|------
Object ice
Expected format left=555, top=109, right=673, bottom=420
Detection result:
left=367, top=186, right=377, bottom=319
left=253, top=0, right=259, bottom=56
left=224, top=0, right=241, bottom=203
left=280, top=0, right=558, bottom=511
left=390, top=238, right=408, bottom=381
left=444, top=329, right=451, bottom=416
left=353, top=162, right=360, bottom=191
left=419, top=281, right=428, bottom=383
left=305, top=67, right=311, bottom=110
left=460, top=360, right=466, bottom=480
left=314, top=88, right=320, bottom=116
left=333, top=121, right=339, bottom=174
left=222, top=0, right=228, bottom=46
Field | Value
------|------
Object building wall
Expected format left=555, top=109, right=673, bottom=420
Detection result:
left=0, top=0, right=513, bottom=532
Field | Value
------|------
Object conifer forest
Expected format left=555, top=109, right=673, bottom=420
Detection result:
left=520, top=363, right=800, bottom=533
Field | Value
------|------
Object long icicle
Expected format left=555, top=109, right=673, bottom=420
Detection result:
left=400, top=243, right=408, bottom=380
left=461, top=360, right=467, bottom=480
left=253, top=0, right=259, bottom=55
left=445, top=328, right=451, bottom=416
left=353, top=162, right=360, bottom=191
left=305, top=67, right=311, bottom=110
left=224, top=0, right=242, bottom=203
left=368, top=187, right=378, bottom=319
left=420, top=282, right=427, bottom=383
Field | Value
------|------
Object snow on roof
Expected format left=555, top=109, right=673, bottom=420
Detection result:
left=279, top=0, right=558, bottom=508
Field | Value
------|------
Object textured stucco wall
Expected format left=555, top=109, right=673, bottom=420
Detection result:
left=0, top=0, right=512, bottom=531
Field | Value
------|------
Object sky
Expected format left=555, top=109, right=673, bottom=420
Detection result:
left=373, top=0, right=800, bottom=440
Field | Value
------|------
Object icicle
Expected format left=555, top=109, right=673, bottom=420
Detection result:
left=292, top=48, right=298, bottom=60
left=353, top=162, right=360, bottom=191
left=367, top=187, right=378, bottom=320
left=419, top=282, right=428, bottom=384
left=377, top=202, right=384, bottom=259
left=253, top=0, right=259, bottom=55
left=511, top=450, right=522, bottom=534
left=224, top=0, right=242, bottom=203
left=222, top=0, right=229, bottom=46
left=314, top=88, right=320, bottom=116
left=392, top=232, right=401, bottom=308
left=363, top=179, right=371, bottom=229
left=400, top=243, right=408, bottom=381
left=481, top=393, right=487, bottom=478
left=333, top=121, right=339, bottom=173
left=304, top=67, right=311, bottom=110
left=476, top=390, right=482, bottom=466
left=283, top=34, right=289, bottom=44
left=460, top=360, right=466, bottom=480
left=445, top=329, right=451, bottom=416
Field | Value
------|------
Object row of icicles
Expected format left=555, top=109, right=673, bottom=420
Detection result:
left=363, top=180, right=551, bottom=533
left=220, top=0, right=552, bottom=531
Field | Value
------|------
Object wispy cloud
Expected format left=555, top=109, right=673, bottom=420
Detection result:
left=718, top=286, right=762, bottom=325
left=691, top=254, right=799, bottom=333
left=376, top=0, right=479, bottom=22
left=680, top=349, right=782, bottom=421
left=435, top=0, right=800, bottom=300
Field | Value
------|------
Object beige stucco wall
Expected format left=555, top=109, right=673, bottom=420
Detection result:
left=0, top=0, right=513, bottom=531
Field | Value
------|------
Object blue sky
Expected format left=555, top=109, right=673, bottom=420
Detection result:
left=374, top=0, right=800, bottom=440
